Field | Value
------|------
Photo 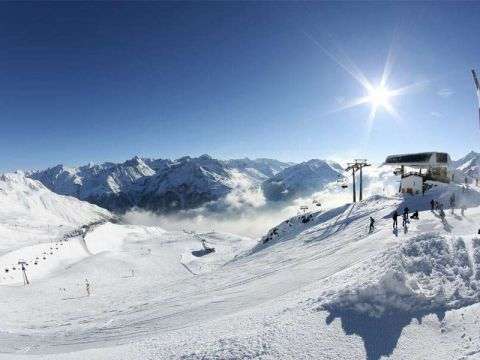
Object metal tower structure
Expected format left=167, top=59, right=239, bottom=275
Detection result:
left=472, top=69, right=480, bottom=128
left=345, top=159, right=370, bottom=203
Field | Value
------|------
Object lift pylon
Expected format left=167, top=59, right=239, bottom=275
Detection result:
left=345, top=159, right=370, bottom=203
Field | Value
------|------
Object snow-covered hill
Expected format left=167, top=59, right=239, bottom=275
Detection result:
left=262, top=159, right=344, bottom=201
left=29, top=155, right=293, bottom=213
left=4, top=179, right=480, bottom=359
left=6, top=169, right=480, bottom=359
left=0, top=172, right=112, bottom=264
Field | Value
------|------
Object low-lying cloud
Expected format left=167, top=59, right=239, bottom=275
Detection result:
left=122, top=165, right=400, bottom=239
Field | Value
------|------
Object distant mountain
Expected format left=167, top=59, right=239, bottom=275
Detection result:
left=0, top=172, right=111, bottom=226
left=452, top=151, right=480, bottom=179
left=262, top=159, right=344, bottom=201
left=28, top=155, right=293, bottom=213
left=223, top=158, right=293, bottom=183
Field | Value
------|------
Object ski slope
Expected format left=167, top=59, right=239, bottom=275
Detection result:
left=2, top=176, right=480, bottom=359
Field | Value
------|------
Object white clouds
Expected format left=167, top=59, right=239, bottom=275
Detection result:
left=437, top=88, right=454, bottom=98
left=121, top=165, right=400, bottom=240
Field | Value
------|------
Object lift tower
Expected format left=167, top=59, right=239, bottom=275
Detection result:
left=345, top=159, right=370, bottom=203
left=472, top=69, right=480, bottom=128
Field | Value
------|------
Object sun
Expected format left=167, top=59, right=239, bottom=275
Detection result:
left=367, top=85, right=392, bottom=109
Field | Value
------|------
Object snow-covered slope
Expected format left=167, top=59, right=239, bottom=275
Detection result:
left=262, top=159, right=344, bottom=201
left=6, top=172, right=480, bottom=359
left=0, top=172, right=111, bottom=255
left=453, top=151, right=480, bottom=180
left=0, top=172, right=110, bottom=225
left=29, top=155, right=293, bottom=213
left=224, top=158, right=293, bottom=183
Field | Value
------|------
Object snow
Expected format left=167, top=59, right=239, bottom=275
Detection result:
left=5, top=167, right=480, bottom=359
left=262, top=159, right=344, bottom=201
left=28, top=156, right=293, bottom=213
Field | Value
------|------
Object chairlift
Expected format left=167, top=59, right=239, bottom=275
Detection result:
left=337, top=175, right=348, bottom=189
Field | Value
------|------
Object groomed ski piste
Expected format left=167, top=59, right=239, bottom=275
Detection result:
left=3, top=172, right=480, bottom=359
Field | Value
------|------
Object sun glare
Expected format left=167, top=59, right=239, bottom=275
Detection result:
left=367, top=85, right=391, bottom=108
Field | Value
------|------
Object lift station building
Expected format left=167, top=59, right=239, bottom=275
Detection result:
left=384, top=152, right=452, bottom=194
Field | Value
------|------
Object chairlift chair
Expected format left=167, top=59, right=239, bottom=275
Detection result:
left=337, top=175, right=348, bottom=189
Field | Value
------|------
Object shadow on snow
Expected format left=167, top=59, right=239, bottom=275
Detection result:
left=324, top=307, right=446, bottom=360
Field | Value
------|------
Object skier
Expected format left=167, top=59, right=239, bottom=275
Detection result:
left=450, top=194, right=456, bottom=214
left=439, top=206, right=446, bottom=221
left=402, top=207, right=409, bottom=227
left=410, top=210, right=419, bottom=220
left=85, top=278, right=91, bottom=297
left=369, top=217, right=375, bottom=233
left=430, top=199, right=435, bottom=211
left=392, top=210, right=398, bottom=229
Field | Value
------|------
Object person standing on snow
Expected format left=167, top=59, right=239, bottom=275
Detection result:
left=85, top=278, right=91, bottom=297
left=369, top=217, right=375, bottom=233
left=392, top=210, right=398, bottom=229
left=402, top=207, right=409, bottom=226
left=439, top=205, right=446, bottom=220
left=450, top=194, right=456, bottom=214
left=430, top=199, right=435, bottom=211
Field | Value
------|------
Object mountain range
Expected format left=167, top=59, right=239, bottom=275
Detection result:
left=28, top=155, right=332, bottom=213
left=26, top=151, right=480, bottom=213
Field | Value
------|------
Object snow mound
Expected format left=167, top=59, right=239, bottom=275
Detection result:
left=322, top=233, right=480, bottom=318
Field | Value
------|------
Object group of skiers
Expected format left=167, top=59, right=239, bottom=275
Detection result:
left=368, top=206, right=418, bottom=233
left=368, top=192, right=467, bottom=234
left=429, top=194, right=467, bottom=216
left=391, top=207, right=418, bottom=230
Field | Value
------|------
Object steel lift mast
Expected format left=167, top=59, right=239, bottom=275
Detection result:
left=472, top=69, right=480, bottom=128
left=345, top=159, right=370, bottom=203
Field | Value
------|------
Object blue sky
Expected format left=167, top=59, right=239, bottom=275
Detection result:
left=1, top=2, right=480, bottom=171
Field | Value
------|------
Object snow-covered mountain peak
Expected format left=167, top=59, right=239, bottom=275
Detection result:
left=262, top=159, right=344, bottom=201
left=453, top=150, right=480, bottom=178
left=0, top=172, right=111, bottom=229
